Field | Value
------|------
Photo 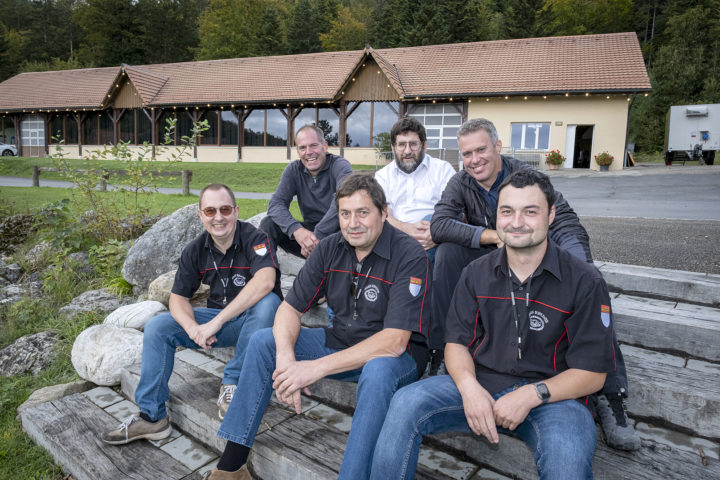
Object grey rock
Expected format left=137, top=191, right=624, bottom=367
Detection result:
left=25, top=241, right=54, bottom=269
left=67, top=251, right=94, bottom=276
left=246, top=212, right=265, bottom=228
left=16, top=379, right=94, bottom=419
left=103, top=300, right=167, bottom=330
left=0, top=262, right=22, bottom=283
left=0, top=331, right=60, bottom=377
left=59, top=288, right=134, bottom=318
left=71, top=324, right=143, bottom=386
left=121, top=204, right=203, bottom=290
left=0, top=284, right=23, bottom=305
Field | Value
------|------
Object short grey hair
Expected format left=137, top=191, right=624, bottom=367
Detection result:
left=457, top=118, right=499, bottom=144
left=295, top=124, right=326, bottom=143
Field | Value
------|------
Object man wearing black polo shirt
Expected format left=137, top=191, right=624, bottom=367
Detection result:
left=102, top=184, right=282, bottom=445
left=430, top=118, right=638, bottom=451
left=260, top=124, right=352, bottom=258
left=371, top=169, right=615, bottom=480
left=204, top=173, right=430, bottom=480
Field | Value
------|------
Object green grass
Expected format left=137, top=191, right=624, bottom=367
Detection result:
left=0, top=186, right=276, bottom=220
left=632, top=151, right=664, bottom=163
left=0, top=157, right=376, bottom=192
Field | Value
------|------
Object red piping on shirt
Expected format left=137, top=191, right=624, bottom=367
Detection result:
left=417, top=256, right=429, bottom=332
left=472, top=334, right=487, bottom=359
left=475, top=296, right=573, bottom=314
left=260, top=230, right=280, bottom=269
left=553, top=328, right=568, bottom=371
left=303, top=277, right=327, bottom=313
left=199, top=266, right=251, bottom=275
left=325, top=269, right=393, bottom=285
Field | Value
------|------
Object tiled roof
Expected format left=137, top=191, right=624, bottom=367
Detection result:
left=376, top=32, right=651, bottom=97
left=0, top=32, right=650, bottom=112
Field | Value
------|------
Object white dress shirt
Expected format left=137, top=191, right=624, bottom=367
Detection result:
left=375, top=154, right=456, bottom=224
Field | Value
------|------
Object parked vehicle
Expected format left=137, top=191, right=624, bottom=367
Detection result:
left=0, top=141, right=17, bottom=156
left=664, top=104, right=718, bottom=165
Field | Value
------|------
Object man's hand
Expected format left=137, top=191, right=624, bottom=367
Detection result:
left=187, top=320, right=220, bottom=350
left=459, top=381, right=499, bottom=443
left=480, top=228, right=504, bottom=248
left=272, top=359, right=322, bottom=413
left=293, top=227, right=320, bottom=257
left=493, top=384, right=540, bottom=431
left=409, top=220, right=437, bottom=250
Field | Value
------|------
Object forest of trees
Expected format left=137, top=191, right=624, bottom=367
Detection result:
left=1, top=0, right=718, bottom=152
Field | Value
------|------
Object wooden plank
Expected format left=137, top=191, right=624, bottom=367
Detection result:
left=613, top=294, right=720, bottom=361
left=597, top=262, right=720, bottom=306
left=623, top=346, right=720, bottom=439
left=251, top=412, right=453, bottom=480
left=121, top=359, right=297, bottom=453
left=20, top=393, right=191, bottom=480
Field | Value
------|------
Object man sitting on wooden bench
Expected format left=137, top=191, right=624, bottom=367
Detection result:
left=102, top=183, right=283, bottom=445
left=371, top=170, right=615, bottom=479
left=204, top=173, right=430, bottom=480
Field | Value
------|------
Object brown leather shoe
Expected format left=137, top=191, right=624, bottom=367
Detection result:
left=202, top=465, right=251, bottom=479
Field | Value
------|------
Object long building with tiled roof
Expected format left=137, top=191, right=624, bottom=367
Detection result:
left=0, top=32, right=650, bottom=170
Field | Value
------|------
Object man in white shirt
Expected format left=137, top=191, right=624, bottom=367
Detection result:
left=375, top=117, right=455, bottom=373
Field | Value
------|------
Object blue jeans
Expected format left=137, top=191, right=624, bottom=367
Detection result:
left=370, top=375, right=597, bottom=480
left=134, top=293, right=281, bottom=421
left=218, top=327, right=419, bottom=480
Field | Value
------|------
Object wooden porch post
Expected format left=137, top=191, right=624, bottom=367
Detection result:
left=108, top=108, right=125, bottom=146
left=187, top=109, right=204, bottom=160
left=73, top=113, right=86, bottom=157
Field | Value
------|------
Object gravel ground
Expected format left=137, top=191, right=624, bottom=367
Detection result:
left=583, top=216, right=720, bottom=274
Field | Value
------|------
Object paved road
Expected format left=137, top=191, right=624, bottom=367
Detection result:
left=2, top=163, right=719, bottom=274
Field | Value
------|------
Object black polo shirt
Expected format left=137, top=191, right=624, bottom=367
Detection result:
left=446, top=240, right=615, bottom=396
left=285, top=222, right=430, bottom=374
left=172, top=220, right=282, bottom=309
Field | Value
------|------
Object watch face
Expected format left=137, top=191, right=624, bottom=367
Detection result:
left=535, top=382, right=550, bottom=402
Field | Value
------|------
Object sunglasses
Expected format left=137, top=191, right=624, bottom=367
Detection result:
left=201, top=205, right=235, bottom=217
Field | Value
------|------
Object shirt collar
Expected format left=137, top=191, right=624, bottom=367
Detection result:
left=338, top=221, right=394, bottom=261
left=494, top=239, right=563, bottom=282
left=203, top=220, right=242, bottom=252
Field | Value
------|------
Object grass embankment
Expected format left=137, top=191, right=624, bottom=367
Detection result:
left=0, top=158, right=376, bottom=192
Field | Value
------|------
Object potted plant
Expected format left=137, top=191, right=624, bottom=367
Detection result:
left=595, top=151, right=614, bottom=171
left=544, top=150, right=565, bottom=170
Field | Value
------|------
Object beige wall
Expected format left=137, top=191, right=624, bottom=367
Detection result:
left=467, top=95, right=631, bottom=171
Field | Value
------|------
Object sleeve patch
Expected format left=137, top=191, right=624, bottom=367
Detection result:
left=253, top=243, right=268, bottom=256
left=409, top=277, right=422, bottom=297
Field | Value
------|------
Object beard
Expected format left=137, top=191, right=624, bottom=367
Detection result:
left=394, top=148, right=425, bottom=174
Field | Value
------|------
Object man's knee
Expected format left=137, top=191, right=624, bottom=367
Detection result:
left=251, top=292, right=282, bottom=316
left=143, top=312, right=177, bottom=340
left=247, top=327, right=275, bottom=352
left=357, top=356, right=412, bottom=395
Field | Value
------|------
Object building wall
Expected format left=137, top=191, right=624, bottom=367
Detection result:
left=467, top=95, right=630, bottom=171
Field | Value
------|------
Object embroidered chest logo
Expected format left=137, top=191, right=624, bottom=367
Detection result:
left=601, top=304, right=611, bottom=328
left=364, top=284, right=380, bottom=302
left=253, top=243, right=267, bottom=256
left=529, top=310, right=549, bottom=331
left=409, top=277, right=422, bottom=297
left=232, top=273, right=246, bottom=287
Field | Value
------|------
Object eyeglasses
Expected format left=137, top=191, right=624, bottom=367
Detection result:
left=201, top=205, right=235, bottom=217
left=395, top=141, right=421, bottom=151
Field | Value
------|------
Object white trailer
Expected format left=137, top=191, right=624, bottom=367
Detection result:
left=664, top=104, right=719, bottom=165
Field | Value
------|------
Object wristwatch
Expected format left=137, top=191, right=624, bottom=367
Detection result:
left=534, top=382, right=551, bottom=404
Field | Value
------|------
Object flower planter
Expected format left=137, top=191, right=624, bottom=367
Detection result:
left=599, top=165, right=610, bottom=172
left=546, top=163, right=562, bottom=170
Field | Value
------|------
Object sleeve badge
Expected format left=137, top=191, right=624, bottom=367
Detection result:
left=253, top=243, right=268, bottom=256
left=600, top=304, right=611, bottom=328
left=409, top=277, right=422, bottom=297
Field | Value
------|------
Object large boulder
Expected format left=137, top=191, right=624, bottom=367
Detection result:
left=103, top=300, right=168, bottom=330
left=71, top=324, right=143, bottom=386
left=0, top=259, right=22, bottom=283
left=122, top=204, right=203, bottom=291
left=0, top=331, right=60, bottom=377
left=59, top=288, right=134, bottom=318
left=147, top=269, right=209, bottom=307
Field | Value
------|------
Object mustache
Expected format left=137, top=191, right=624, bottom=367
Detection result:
left=504, top=228, right=532, bottom=234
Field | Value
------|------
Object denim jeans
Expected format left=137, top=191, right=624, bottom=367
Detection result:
left=134, top=292, right=281, bottom=421
left=218, top=326, right=419, bottom=480
left=370, top=375, right=597, bottom=480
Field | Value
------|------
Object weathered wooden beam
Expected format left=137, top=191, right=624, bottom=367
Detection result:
left=20, top=393, right=191, bottom=480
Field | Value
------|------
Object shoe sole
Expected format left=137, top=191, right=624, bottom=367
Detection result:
left=102, top=425, right=172, bottom=445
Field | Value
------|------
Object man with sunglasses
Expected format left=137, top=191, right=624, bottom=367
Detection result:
left=203, top=173, right=430, bottom=480
left=260, top=124, right=352, bottom=258
left=102, top=184, right=283, bottom=445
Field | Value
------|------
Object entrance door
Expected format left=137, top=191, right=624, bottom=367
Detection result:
left=567, top=125, right=594, bottom=169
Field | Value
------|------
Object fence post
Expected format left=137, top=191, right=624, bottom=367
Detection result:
left=32, top=166, right=40, bottom=187
left=182, top=170, right=192, bottom=196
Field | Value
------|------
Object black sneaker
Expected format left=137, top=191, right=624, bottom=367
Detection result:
left=428, top=349, right=446, bottom=376
left=596, top=392, right=640, bottom=451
